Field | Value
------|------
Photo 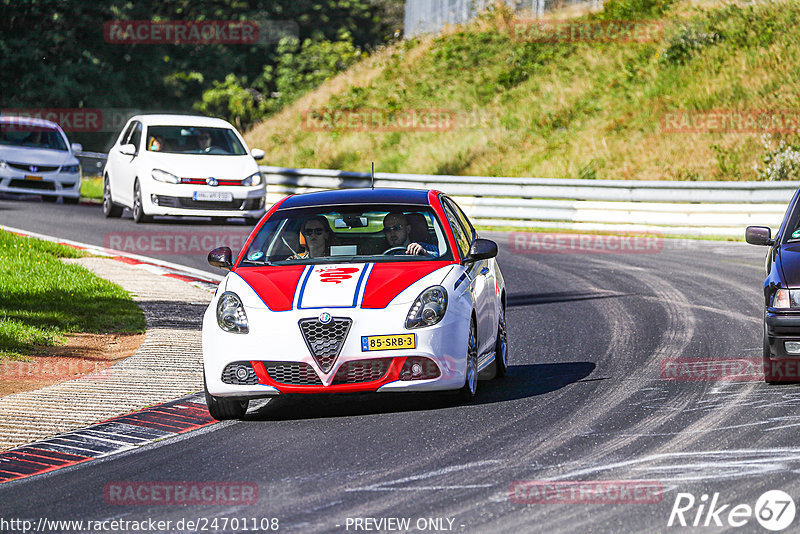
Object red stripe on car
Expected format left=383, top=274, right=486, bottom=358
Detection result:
left=237, top=266, right=306, bottom=311
left=361, top=261, right=451, bottom=309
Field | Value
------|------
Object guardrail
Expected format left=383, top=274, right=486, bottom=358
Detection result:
left=260, top=166, right=799, bottom=237
left=74, top=152, right=797, bottom=236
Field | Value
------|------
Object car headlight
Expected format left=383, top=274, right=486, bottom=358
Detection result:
left=0, top=160, right=7, bottom=169
left=242, top=172, right=263, bottom=187
left=405, top=285, right=448, bottom=329
left=772, top=289, right=800, bottom=309
left=217, top=292, right=249, bottom=333
left=61, top=164, right=80, bottom=174
left=152, top=168, right=180, bottom=184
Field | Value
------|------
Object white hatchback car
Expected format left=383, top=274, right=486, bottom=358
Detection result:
left=103, top=114, right=267, bottom=223
left=0, top=116, right=82, bottom=203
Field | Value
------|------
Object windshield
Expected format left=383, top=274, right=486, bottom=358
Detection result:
left=0, top=122, right=68, bottom=151
left=240, top=204, right=453, bottom=266
left=145, top=126, right=246, bottom=155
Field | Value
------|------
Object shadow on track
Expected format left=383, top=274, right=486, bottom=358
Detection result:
left=244, top=361, right=596, bottom=421
left=508, top=291, right=628, bottom=307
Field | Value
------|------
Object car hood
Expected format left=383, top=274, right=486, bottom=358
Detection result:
left=779, top=243, right=800, bottom=288
left=0, top=146, right=76, bottom=166
left=145, top=154, right=257, bottom=180
left=227, top=261, right=454, bottom=311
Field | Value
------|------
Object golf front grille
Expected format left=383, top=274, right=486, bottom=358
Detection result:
left=298, top=317, right=352, bottom=373
left=264, top=362, right=323, bottom=385
left=332, top=359, right=391, bottom=384
left=221, top=362, right=258, bottom=385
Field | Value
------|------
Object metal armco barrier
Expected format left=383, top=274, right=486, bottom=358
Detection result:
left=76, top=152, right=797, bottom=237
left=260, top=166, right=800, bottom=237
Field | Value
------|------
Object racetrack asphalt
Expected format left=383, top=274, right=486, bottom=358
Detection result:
left=0, top=196, right=796, bottom=533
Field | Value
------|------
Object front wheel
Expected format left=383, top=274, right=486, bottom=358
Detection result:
left=764, top=325, right=779, bottom=384
left=132, top=181, right=151, bottom=223
left=204, top=377, right=249, bottom=420
left=458, top=320, right=479, bottom=402
left=494, top=306, right=508, bottom=378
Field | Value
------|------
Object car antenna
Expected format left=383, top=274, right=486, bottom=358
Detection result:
left=371, top=162, right=375, bottom=189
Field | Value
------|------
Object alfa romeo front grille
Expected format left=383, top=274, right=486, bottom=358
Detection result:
left=264, top=362, right=323, bottom=385
left=332, top=359, right=391, bottom=384
left=298, top=317, right=352, bottom=373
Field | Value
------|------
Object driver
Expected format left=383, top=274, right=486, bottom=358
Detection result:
left=197, top=130, right=212, bottom=151
left=383, top=212, right=437, bottom=256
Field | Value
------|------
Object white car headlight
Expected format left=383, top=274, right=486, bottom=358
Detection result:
left=217, top=292, right=249, bottom=333
left=772, top=289, right=800, bottom=309
left=152, top=168, right=180, bottom=184
left=0, top=160, right=8, bottom=169
left=242, top=172, right=263, bottom=187
left=61, top=164, right=80, bottom=174
left=406, top=285, right=448, bottom=329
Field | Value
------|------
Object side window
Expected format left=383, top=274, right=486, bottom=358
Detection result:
left=444, top=197, right=476, bottom=243
left=119, top=122, right=135, bottom=147
left=128, top=122, right=142, bottom=152
left=442, top=202, right=470, bottom=259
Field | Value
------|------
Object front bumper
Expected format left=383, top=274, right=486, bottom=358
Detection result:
left=0, top=171, right=81, bottom=198
left=765, top=310, right=800, bottom=358
left=202, top=303, right=470, bottom=398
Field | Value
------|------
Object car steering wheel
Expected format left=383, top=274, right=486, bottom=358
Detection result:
left=382, top=246, right=408, bottom=255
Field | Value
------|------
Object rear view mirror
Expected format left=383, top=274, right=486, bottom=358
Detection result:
left=119, top=143, right=136, bottom=156
left=251, top=148, right=265, bottom=160
left=745, top=226, right=774, bottom=246
left=71, top=143, right=83, bottom=153
left=466, top=238, right=498, bottom=262
left=208, top=246, right=233, bottom=270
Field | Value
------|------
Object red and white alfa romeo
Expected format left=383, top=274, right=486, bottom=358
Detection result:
left=201, top=188, right=507, bottom=419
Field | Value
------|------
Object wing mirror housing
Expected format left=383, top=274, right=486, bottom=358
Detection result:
left=465, top=238, right=498, bottom=263
left=208, top=246, right=233, bottom=270
left=71, top=143, right=83, bottom=153
left=745, top=226, right=774, bottom=246
left=251, top=148, right=265, bottom=160
left=119, top=143, right=137, bottom=156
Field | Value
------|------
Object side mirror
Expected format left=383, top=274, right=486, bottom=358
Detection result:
left=746, top=226, right=774, bottom=246
left=71, top=143, right=83, bottom=153
left=251, top=148, right=265, bottom=161
left=465, top=238, right=498, bottom=262
left=119, top=143, right=136, bottom=156
left=208, top=246, right=233, bottom=270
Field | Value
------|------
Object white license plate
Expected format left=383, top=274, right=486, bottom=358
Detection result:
left=193, top=191, right=233, bottom=202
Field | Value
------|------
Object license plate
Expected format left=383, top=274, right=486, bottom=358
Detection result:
left=25, top=175, right=42, bottom=181
left=361, top=334, right=416, bottom=351
left=193, top=191, right=233, bottom=201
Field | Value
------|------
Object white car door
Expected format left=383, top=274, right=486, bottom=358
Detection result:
left=442, top=198, right=495, bottom=356
left=110, top=120, right=142, bottom=208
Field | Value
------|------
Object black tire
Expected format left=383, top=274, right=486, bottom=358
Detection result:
left=41, top=195, right=57, bottom=203
left=495, top=305, right=508, bottom=378
left=204, top=377, right=249, bottom=420
left=132, top=180, right=151, bottom=223
left=458, top=319, right=479, bottom=402
left=764, top=325, right=779, bottom=384
left=103, top=177, right=123, bottom=218
left=63, top=196, right=80, bottom=205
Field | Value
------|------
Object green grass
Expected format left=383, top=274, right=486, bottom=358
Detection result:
left=245, top=0, right=800, bottom=181
left=0, top=231, right=146, bottom=360
left=80, top=175, right=103, bottom=200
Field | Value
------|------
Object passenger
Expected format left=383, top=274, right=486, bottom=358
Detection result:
left=292, top=216, right=333, bottom=259
left=148, top=136, right=164, bottom=151
left=383, top=212, right=438, bottom=256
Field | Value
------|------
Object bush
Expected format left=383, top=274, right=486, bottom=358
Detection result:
left=754, top=135, right=800, bottom=181
left=597, top=0, right=676, bottom=20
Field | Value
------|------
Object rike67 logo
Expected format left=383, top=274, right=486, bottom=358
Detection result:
left=668, top=490, right=796, bottom=531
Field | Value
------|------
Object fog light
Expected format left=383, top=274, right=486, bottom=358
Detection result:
left=785, top=341, right=800, bottom=354
left=235, top=366, right=250, bottom=381
left=151, top=194, right=159, bottom=205
left=399, top=357, right=441, bottom=381
left=411, top=363, right=422, bottom=376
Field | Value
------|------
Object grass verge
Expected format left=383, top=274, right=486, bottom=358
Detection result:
left=0, top=230, right=146, bottom=361
left=81, top=175, right=103, bottom=200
